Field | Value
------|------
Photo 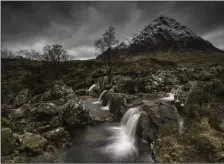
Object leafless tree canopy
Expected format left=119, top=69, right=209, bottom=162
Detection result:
left=42, top=44, right=71, bottom=78
left=43, top=44, right=70, bottom=62
left=1, top=49, right=15, bottom=59
left=94, top=26, right=118, bottom=86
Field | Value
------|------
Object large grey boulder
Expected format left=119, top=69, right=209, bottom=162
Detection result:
left=59, top=99, right=90, bottom=125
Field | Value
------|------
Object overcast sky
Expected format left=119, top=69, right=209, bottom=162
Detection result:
left=2, top=1, right=224, bottom=60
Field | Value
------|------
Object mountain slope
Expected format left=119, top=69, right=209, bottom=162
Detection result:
left=97, top=16, right=223, bottom=60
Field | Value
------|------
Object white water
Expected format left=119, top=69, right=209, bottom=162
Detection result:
left=160, top=93, right=175, bottom=101
left=101, top=99, right=110, bottom=111
left=100, top=107, right=141, bottom=161
left=92, top=90, right=107, bottom=104
left=88, top=84, right=96, bottom=92
left=160, top=88, right=180, bottom=101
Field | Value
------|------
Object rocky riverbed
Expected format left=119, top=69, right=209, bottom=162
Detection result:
left=2, top=64, right=224, bottom=163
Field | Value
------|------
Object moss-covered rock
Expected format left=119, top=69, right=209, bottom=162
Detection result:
left=1, top=117, right=11, bottom=127
left=59, top=98, right=90, bottom=125
left=13, top=88, right=29, bottom=107
left=1, top=128, right=17, bottom=156
left=21, top=133, right=47, bottom=155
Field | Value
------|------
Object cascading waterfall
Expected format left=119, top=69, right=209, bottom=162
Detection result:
left=92, top=90, right=107, bottom=104
left=100, top=107, right=141, bottom=161
left=88, top=84, right=96, bottom=92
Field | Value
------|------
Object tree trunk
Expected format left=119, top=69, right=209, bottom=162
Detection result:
left=107, top=47, right=113, bottom=86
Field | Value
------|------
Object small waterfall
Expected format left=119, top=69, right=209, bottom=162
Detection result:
left=102, top=96, right=112, bottom=111
left=125, top=110, right=141, bottom=137
left=101, top=100, right=110, bottom=111
left=160, top=87, right=180, bottom=101
left=120, top=107, right=140, bottom=125
left=173, top=105, right=184, bottom=135
left=92, top=90, right=107, bottom=104
left=100, top=107, right=141, bottom=161
left=88, top=84, right=96, bottom=92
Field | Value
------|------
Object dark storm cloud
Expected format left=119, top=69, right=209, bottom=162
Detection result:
left=1, top=1, right=224, bottom=59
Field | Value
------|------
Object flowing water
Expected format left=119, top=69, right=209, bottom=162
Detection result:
left=160, top=87, right=180, bottom=101
left=88, top=84, right=96, bottom=92
left=100, top=107, right=141, bottom=162
left=101, top=98, right=110, bottom=111
left=160, top=87, right=184, bottom=134
left=84, top=97, right=109, bottom=118
left=92, top=90, right=107, bottom=104
left=60, top=98, right=153, bottom=163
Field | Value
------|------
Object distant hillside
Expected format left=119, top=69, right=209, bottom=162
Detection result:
left=97, top=16, right=223, bottom=60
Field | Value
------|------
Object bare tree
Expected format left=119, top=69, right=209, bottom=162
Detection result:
left=16, top=49, right=40, bottom=76
left=1, top=49, right=15, bottom=59
left=43, top=44, right=70, bottom=78
left=94, top=26, right=118, bottom=86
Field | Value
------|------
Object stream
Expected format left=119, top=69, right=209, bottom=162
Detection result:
left=59, top=97, right=154, bottom=163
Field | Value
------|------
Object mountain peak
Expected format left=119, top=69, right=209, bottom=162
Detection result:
left=97, top=16, right=223, bottom=60
left=152, top=15, right=181, bottom=28
left=153, top=15, right=177, bottom=23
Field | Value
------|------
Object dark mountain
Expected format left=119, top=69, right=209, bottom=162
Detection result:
left=97, top=16, right=223, bottom=60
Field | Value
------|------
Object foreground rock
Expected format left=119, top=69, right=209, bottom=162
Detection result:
left=1, top=80, right=92, bottom=162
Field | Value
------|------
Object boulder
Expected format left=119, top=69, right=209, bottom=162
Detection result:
left=9, top=103, right=32, bottom=120
left=59, top=99, right=90, bottom=125
left=13, top=88, right=29, bottom=107
left=32, top=80, right=74, bottom=102
left=43, top=127, right=71, bottom=147
left=32, top=102, right=59, bottom=116
left=109, top=93, right=127, bottom=119
left=21, top=133, right=47, bottom=154
left=140, top=101, right=178, bottom=127
left=51, top=80, right=74, bottom=99
left=137, top=111, right=156, bottom=142
left=177, top=72, right=189, bottom=83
